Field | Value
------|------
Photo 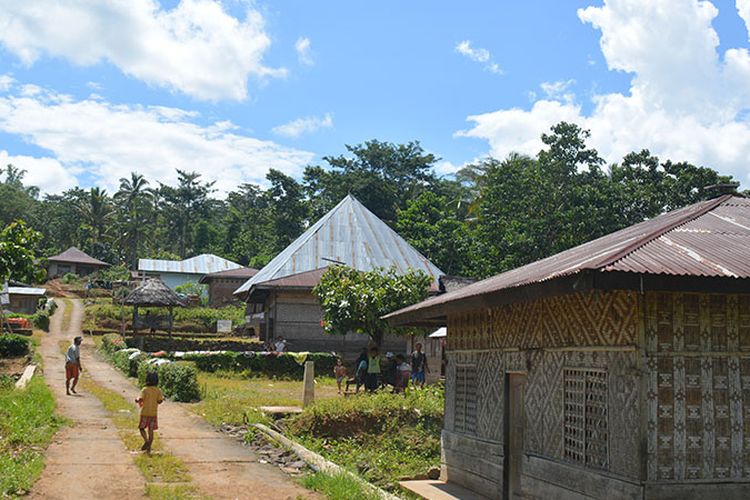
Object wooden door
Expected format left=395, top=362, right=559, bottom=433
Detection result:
left=504, top=373, right=526, bottom=499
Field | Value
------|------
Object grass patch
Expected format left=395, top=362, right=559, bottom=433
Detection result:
left=287, top=387, right=444, bottom=492
left=192, top=372, right=339, bottom=426
left=0, top=375, right=67, bottom=497
left=145, top=483, right=209, bottom=500
left=61, top=298, right=73, bottom=333
left=78, top=374, right=193, bottom=487
left=299, top=471, right=380, bottom=500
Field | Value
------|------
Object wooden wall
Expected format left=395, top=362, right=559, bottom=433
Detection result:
left=645, top=292, right=750, bottom=489
left=444, top=289, right=642, bottom=499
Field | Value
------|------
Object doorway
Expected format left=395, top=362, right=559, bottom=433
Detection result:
left=503, top=372, right=526, bottom=499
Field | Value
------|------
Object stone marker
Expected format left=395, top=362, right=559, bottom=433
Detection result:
left=303, top=361, right=314, bottom=407
left=15, top=364, right=36, bottom=389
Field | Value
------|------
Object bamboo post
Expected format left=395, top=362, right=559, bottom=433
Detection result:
left=303, top=361, right=315, bottom=407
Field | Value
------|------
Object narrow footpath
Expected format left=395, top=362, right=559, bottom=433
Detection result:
left=31, top=300, right=146, bottom=500
left=33, top=299, right=317, bottom=500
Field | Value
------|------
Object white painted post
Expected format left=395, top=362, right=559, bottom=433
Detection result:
left=303, top=361, right=315, bottom=407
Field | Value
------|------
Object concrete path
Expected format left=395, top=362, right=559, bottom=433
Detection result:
left=32, top=299, right=146, bottom=500
left=42, top=299, right=317, bottom=500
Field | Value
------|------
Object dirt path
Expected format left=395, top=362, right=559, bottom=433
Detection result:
left=65, top=299, right=317, bottom=500
left=32, top=299, right=146, bottom=500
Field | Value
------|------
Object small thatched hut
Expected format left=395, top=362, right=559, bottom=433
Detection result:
left=123, top=278, right=185, bottom=335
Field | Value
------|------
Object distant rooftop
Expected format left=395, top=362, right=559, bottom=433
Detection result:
left=47, top=247, right=110, bottom=266
left=199, top=267, right=259, bottom=283
left=139, top=254, right=242, bottom=275
left=8, top=287, right=46, bottom=296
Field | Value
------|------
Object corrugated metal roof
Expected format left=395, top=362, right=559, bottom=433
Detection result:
left=47, top=247, right=110, bottom=266
left=255, top=267, right=329, bottom=289
left=199, top=267, right=259, bottom=283
left=8, top=287, right=46, bottom=296
left=138, top=254, right=242, bottom=275
left=235, top=194, right=444, bottom=296
left=384, top=194, right=750, bottom=323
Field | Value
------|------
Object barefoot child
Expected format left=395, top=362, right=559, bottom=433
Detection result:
left=333, top=358, right=347, bottom=394
left=65, top=336, right=83, bottom=395
left=135, top=371, right=164, bottom=453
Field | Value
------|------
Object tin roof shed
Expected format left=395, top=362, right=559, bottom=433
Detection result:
left=139, top=254, right=242, bottom=275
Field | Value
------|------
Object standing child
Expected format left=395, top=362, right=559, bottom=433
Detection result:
left=65, top=336, right=83, bottom=395
left=333, top=358, right=347, bottom=394
left=135, top=371, right=164, bottom=453
left=394, top=354, right=412, bottom=393
left=410, top=343, right=429, bottom=388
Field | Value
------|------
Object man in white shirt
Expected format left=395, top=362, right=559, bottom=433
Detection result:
left=65, top=336, right=83, bottom=395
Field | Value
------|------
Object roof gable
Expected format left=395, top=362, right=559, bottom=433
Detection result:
left=236, top=194, right=443, bottom=295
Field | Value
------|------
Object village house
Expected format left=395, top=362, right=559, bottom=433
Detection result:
left=387, top=194, right=750, bottom=500
left=47, top=247, right=110, bottom=278
left=199, top=267, right=258, bottom=307
left=234, top=194, right=444, bottom=357
left=137, top=254, right=242, bottom=290
left=7, top=285, right=46, bottom=315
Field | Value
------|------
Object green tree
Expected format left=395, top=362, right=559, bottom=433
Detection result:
left=114, top=172, right=155, bottom=268
left=265, top=169, right=308, bottom=251
left=0, top=165, right=39, bottom=229
left=304, top=140, right=439, bottom=224
left=313, top=266, right=432, bottom=347
left=396, top=191, right=472, bottom=276
left=158, top=170, right=216, bottom=257
left=0, top=220, right=44, bottom=283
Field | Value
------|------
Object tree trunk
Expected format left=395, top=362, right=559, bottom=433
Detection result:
left=371, top=330, right=384, bottom=349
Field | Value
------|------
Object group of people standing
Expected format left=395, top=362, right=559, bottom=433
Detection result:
left=337, top=342, right=430, bottom=394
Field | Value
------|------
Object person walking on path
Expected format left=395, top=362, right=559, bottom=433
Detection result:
left=65, top=336, right=83, bottom=395
left=135, top=371, right=164, bottom=453
left=410, top=343, right=429, bottom=388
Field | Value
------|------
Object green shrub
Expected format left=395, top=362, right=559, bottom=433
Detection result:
left=137, top=362, right=201, bottom=402
left=101, top=333, right=127, bottom=354
left=111, top=349, right=147, bottom=377
left=0, top=334, right=31, bottom=357
left=30, top=311, right=50, bottom=332
left=61, top=272, right=79, bottom=284
left=86, top=303, right=244, bottom=331
left=185, top=352, right=337, bottom=379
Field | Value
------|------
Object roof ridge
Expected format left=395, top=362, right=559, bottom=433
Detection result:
left=589, top=194, right=732, bottom=270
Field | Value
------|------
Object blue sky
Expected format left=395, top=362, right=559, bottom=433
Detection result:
left=1, top=0, right=750, bottom=194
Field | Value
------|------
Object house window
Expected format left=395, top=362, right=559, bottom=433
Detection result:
left=454, top=365, right=477, bottom=435
left=563, top=368, right=608, bottom=469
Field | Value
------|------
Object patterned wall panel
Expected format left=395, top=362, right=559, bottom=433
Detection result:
left=447, top=290, right=638, bottom=351
left=645, top=292, right=750, bottom=482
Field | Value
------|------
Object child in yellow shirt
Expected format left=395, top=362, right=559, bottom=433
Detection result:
left=135, top=371, right=164, bottom=453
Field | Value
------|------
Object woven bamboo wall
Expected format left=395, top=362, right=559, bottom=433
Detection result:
left=645, top=292, right=750, bottom=481
left=445, top=289, right=642, bottom=481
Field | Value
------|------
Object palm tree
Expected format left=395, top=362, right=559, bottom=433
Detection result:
left=115, top=173, right=154, bottom=268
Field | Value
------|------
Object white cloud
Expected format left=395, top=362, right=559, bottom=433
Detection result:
left=540, top=79, right=576, bottom=103
left=455, top=40, right=503, bottom=75
left=0, top=151, right=77, bottom=194
left=295, top=37, right=314, bottom=66
left=0, top=85, right=315, bottom=194
left=272, top=113, right=333, bottom=138
left=0, top=0, right=285, bottom=101
left=457, top=0, right=750, bottom=185
left=0, top=74, right=13, bottom=92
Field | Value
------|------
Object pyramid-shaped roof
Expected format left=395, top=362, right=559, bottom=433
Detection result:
left=235, top=194, right=444, bottom=296
left=47, top=247, right=110, bottom=266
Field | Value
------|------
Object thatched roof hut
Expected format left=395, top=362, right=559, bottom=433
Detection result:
left=124, top=278, right=185, bottom=307
left=123, top=278, right=185, bottom=335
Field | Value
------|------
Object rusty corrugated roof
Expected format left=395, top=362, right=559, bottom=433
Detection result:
left=199, top=267, right=259, bottom=283
left=384, top=194, right=750, bottom=324
left=47, top=247, right=110, bottom=266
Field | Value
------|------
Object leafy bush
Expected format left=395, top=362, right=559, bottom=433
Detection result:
left=137, top=362, right=201, bottom=402
left=94, top=264, right=130, bottom=282
left=0, top=334, right=31, bottom=357
left=124, top=336, right=263, bottom=353
left=101, top=333, right=127, bottom=354
left=61, top=272, right=79, bottom=284
left=111, top=349, right=146, bottom=377
left=7, top=311, right=50, bottom=331
left=185, top=351, right=337, bottom=379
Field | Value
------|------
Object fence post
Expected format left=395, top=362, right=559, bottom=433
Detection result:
left=303, top=361, right=315, bottom=407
